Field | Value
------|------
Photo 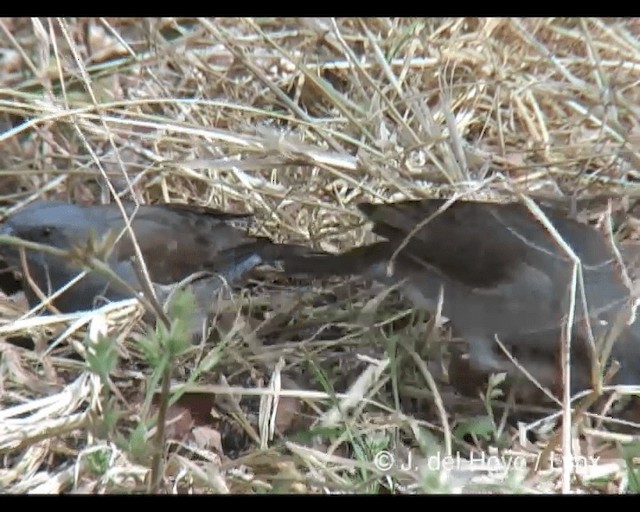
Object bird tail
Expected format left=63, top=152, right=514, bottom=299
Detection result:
left=274, top=242, right=394, bottom=278
left=209, top=239, right=393, bottom=279
left=206, top=240, right=332, bottom=278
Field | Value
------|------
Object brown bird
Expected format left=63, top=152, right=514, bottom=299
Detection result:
left=287, top=198, right=640, bottom=393
left=0, top=200, right=319, bottom=314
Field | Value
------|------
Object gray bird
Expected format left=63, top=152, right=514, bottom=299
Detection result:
left=0, top=200, right=319, bottom=314
left=287, top=198, right=640, bottom=393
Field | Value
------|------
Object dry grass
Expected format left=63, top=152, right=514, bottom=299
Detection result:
left=1, top=17, right=640, bottom=494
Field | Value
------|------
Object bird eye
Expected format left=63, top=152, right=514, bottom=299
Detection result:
left=40, top=227, right=52, bottom=238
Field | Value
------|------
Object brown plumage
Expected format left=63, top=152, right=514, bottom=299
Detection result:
left=0, top=200, right=319, bottom=313
left=287, top=198, right=640, bottom=392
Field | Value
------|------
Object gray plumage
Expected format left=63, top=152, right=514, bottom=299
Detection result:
left=287, top=198, right=640, bottom=392
left=0, top=200, right=318, bottom=313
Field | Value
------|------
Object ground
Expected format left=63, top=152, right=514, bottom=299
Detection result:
left=0, top=17, right=639, bottom=494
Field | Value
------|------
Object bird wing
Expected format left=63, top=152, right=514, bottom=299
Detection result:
left=92, top=203, right=261, bottom=285
left=357, top=199, right=537, bottom=289
left=356, top=199, right=631, bottom=335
